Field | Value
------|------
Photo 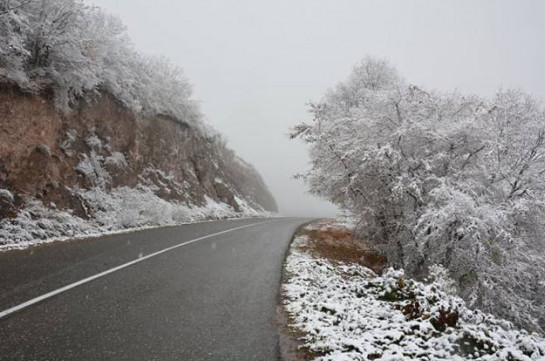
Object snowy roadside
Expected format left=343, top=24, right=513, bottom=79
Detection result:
left=281, top=221, right=545, bottom=361
left=0, top=186, right=274, bottom=252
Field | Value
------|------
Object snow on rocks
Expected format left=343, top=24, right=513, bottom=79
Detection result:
left=282, top=233, right=545, bottom=361
left=104, top=152, right=129, bottom=169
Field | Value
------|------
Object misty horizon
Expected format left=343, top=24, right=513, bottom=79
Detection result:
left=90, top=0, right=545, bottom=217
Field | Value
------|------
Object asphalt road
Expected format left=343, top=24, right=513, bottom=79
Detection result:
left=0, top=217, right=310, bottom=361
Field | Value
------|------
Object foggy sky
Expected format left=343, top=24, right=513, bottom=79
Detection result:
left=91, top=0, right=545, bottom=216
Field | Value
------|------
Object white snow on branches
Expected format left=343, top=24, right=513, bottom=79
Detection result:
left=292, top=57, right=545, bottom=333
left=0, top=0, right=203, bottom=129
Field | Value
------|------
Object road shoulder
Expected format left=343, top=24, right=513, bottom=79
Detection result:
left=278, top=220, right=545, bottom=361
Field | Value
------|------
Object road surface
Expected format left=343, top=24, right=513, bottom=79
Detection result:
left=0, top=217, right=310, bottom=360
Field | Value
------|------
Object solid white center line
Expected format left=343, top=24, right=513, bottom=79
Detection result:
left=0, top=221, right=272, bottom=320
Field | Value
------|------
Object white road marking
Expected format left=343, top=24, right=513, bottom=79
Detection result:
left=0, top=221, right=272, bottom=320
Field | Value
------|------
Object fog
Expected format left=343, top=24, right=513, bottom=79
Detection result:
left=91, top=0, right=545, bottom=217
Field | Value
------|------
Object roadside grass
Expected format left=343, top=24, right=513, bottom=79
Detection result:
left=278, top=218, right=385, bottom=361
left=279, top=220, right=545, bottom=361
left=296, top=219, right=386, bottom=274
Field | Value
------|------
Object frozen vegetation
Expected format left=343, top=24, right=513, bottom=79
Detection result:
left=0, top=0, right=203, bottom=129
left=0, top=185, right=268, bottom=251
left=283, top=233, right=545, bottom=361
left=292, top=57, right=545, bottom=333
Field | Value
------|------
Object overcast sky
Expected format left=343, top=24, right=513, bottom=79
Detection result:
left=91, top=0, right=545, bottom=216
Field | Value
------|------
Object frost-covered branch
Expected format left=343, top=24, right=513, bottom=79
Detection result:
left=0, top=0, right=204, bottom=130
left=293, top=57, right=545, bottom=333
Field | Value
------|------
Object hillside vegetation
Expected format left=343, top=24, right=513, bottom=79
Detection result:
left=292, top=57, right=545, bottom=333
left=1, top=0, right=200, bottom=126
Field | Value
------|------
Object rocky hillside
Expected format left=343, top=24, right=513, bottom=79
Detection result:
left=0, top=0, right=278, bottom=249
left=0, top=88, right=277, bottom=248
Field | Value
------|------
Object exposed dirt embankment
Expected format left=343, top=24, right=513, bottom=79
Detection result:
left=0, top=88, right=277, bottom=238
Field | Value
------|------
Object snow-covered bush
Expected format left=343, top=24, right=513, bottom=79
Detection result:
left=0, top=0, right=201, bottom=128
left=292, top=57, right=545, bottom=333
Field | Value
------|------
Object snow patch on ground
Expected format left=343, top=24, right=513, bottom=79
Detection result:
left=0, top=185, right=272, bottom=251
left=282, top=234, right=545, bottom=361
left=234, top=195, right=265, bottom=216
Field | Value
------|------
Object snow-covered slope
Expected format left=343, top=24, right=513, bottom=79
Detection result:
left=282, top=232, right=545, bottom=361
left=0, top=187, right=271, bottom=251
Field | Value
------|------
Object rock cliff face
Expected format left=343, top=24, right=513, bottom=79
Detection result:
left=0, top=88, right=277, bottom=247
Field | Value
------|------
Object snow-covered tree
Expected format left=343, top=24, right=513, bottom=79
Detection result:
left=293, top=57, right=545, bottom=333
left=0, top=0, right=202, bottom=128
left=0, top=0, right=31, bottom=86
